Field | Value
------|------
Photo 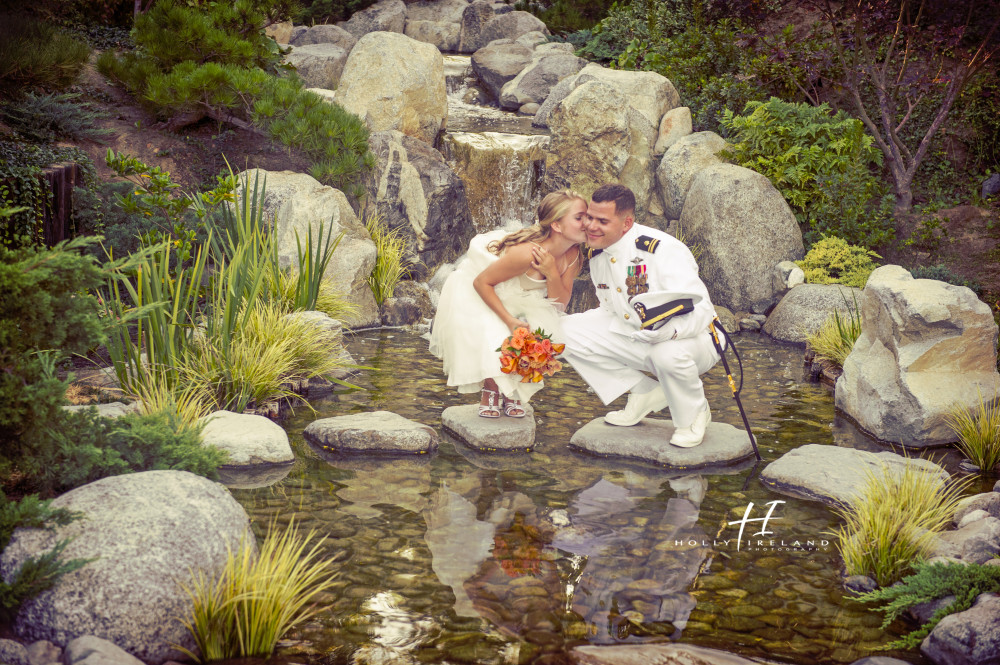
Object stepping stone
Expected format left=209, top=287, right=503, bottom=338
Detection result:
left=200, top=410, right=294, bottom=465
left=760, top=443, right=948, bottom=508
left=304, top=410, right=438, bottom=455
left=570, top=418, right=755, bottom=470
left=442, top=404, right=535, bottom=452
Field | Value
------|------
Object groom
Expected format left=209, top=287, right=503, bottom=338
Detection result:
left=562, top=184, right=721, bottom=448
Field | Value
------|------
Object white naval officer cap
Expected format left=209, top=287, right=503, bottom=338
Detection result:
left=628, top=290, right=702, bottom=330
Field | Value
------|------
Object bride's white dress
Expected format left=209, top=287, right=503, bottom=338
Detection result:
left=429, top=229, right=565, bottom=403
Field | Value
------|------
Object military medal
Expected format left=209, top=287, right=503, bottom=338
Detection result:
left=636, top=264, right=649, bottom=295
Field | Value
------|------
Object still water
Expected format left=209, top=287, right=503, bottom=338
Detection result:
left=230, top=330, right=975, bottom=665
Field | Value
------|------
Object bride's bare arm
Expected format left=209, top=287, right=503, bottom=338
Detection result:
left=532, top=246, right=580, bottom=307
left=473, top=243, right=534, bottom=333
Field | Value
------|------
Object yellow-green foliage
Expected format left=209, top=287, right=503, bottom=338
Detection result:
left=179, top=522, right=338, bottom=661
left=364, top=210, right=413, bottom=305
left=267, top=268, right=358, bottom=321
left=945, top=389, right=1000, bottom=473
left=796, top=236, right=880, bottom=288
left=0, top=14, right=90, bottom=93
left=806, top=306, right=862, bottom=369
left=833, top=462, right=971, bottom=587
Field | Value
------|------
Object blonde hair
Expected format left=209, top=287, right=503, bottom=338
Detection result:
left=488, top=189, right=586, bottom=257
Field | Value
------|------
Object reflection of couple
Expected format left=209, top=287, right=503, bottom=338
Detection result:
left=429, top=183, right=721, bottom=448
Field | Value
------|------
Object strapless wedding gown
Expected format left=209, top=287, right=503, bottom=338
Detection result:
left=429, top=229, right=565, bottom=403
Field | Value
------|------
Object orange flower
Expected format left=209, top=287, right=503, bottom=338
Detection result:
left=497, top=327, right=565, bottom=382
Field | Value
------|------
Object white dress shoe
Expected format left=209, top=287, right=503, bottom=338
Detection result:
left=604, top=387, right=669, bottom=426
left=670, top=406, right=711, bottom=448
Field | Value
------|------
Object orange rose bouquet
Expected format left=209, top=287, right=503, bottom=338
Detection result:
left=497, top=327, right=565, bottom=383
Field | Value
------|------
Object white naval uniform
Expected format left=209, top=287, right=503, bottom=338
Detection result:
left=562, top=223, right=721, bottom=428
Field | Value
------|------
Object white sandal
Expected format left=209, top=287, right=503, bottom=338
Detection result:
left=479, top=388, right=501, bottom=418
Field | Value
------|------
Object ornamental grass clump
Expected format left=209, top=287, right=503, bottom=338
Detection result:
left=179, top=523, right=338, bottom=661
left=364, top=210, right=413, bottom=305
left=832, top=462, right=971, bottom=587
left=945, top=388, right=1000, bottom=473
left=806, top=306, right=862, bottom=369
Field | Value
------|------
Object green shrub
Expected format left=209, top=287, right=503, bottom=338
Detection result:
left=910, top=264, right=982, bottom=295
left=515, top=0, right=617, bottom=33
left=855, top=560, right=1000, bottom=650
left=74, top=181, right=170, bottom=259
left=180, top=522, right=338, bottom=660
left=721, top=98, right=892, bottom=247
left=0, top=92, right=111, bottom=144
left=796, top=236, right=880, bottom=288
left=295, top=0, right=378, bottom=25
left=0, top=14, right=90, bottom=94
left=832, top=462, right=971, bottom=587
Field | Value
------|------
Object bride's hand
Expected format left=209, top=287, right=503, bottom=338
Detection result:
left=531, top=246, right=557, bottom=278
left=506, top=317, right=530, bottom=334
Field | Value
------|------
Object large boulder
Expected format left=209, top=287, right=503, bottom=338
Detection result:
left=236, top=169, right=379, bottom=328
left=366, top=130, right=474, bottom=279
left=335, top=31, right=447, bottom=145
left=762, top=283, right=862, bottom=344
left=835, top=266, right=1000, bottom=446
left=200, top=410, right=294, bottom=466
left=543, top=81, right=657, bottom=215
left=0, top=471, right=252, bottom=664
left=531, top=71, right=579, bottom=129
left=457, top=0, right=497, bottom=53
left=289, top=23, right=358, bottom=52
left=921, top=593, right=1000, bottom=665
left=404, top=20, right=461, bottom=51
left=470, top=41, right=534, bottom=102
left=654, top=106, right=692, bottom=155
left=680, top=163, right=805, bottom=313
left=340, top=0, right=406, bottom=38
left=574, top=63, right=679, bottom=130
left=406, top=0, right=470, bottom=23
left=283, top=43, right=349, bottom=89
left=479, top=10, right=548, bottom=47
left=655, top=131, right=728, bottom=220
left=498, top=52, right=587, bottom=110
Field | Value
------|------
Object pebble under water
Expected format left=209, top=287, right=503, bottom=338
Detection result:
left=230, top=330, right=980, bottom=665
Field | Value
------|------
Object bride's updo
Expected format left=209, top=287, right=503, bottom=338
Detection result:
left=488, top=189, right=586, bottom=256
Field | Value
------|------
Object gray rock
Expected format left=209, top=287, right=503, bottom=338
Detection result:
left=772, top=259, right=805, bottom=296
left=654, top=106, right=692, bottom=155
left=216, top=464, right=292, bottom=490
left=264, top=20, right=293, bottom=45
left=714, top=306, right=738, bottom=334
left=60, top=402, right=139, bottom=419
left=681, top=163, right=805, bottom=313
left=762, top=283, right=862, bottom=345
left=517, top=31, right=550, bottom=49
left=921, top=593, right=1000, bottom=665
left=441, top=404, right=535, bottom=452
left=655, top=131, right=728, bottom=220
left=404, top=19, right=461, bottom=51
left=955, top=493, right=1000, bottom=524
left=543, top=81, right=656, bottom=216
left=25, top=641, right=59, bottom=665
left=933, top=516, right=1000, bottom=564
left=531, top=71, right=579, bottom=128
left=850, top=658, right=915, bottom=665
left=65, top=636, right=144, bottom=665
left=289, top=24, right=357, bottom=52
left=470, top=41, right=534, bottom=102
left=381, top=280, right=433, bottom=326
left=199, top=410, right=293, bottom=466
left=982, top=173, right=1000, bottom=199
left=574, top=62, right=679, bottom=130
left=572, top=643, right=759, bottom=665
left=457, top=0, right=496, bottom=53
left=995, top=480, right=1000, bottom=492
left=0, top=639, right=29, bottom=665
left=366, top=131, right=474, bottom=279
left=499, top=52, right=587, bottom=110
left=958, top=509, right=991, bottom=528
left=843, top=575, right=878, bottom=594
left=479, top=10, right=548, bottom=48
left=909, top=594, right=958, bottom=624
left=405, top=0, right=469, bottom=22
left=304, top=411, right=438, bottom=454
left=289, top=25, right=307, bottom=43
left=284, top=43, right=349, bottom=90
left=236, top=169, right=379, bottom=328
left=835, top=265, right=1000, bottom=446
left=760, top=444, right=949, bottom=508
left=340, top=0, right=406, bottom=37
left=0, top=471, right=252, bottom=664
left=739, top=318, right=761, bottom=332
left=569, top=418, right=755, bottom=470
left=517, top=102, right=539, bottom=115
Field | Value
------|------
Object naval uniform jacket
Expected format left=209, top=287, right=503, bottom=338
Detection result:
left=588, top=223, right=716, bottom=340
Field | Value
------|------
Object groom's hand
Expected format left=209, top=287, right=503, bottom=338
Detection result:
left=630, top=326, right=677, bottom=344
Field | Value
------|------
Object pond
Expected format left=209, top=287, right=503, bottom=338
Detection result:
left=230, top=330, right=989, bottom=665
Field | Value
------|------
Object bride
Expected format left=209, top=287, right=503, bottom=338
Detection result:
left=429, top=190, right=588, bottom=417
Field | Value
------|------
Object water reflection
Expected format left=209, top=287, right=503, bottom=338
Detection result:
left=231, top=331, right=940, bottom=665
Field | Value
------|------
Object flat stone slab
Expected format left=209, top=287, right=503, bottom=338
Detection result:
left=304, top=410, right=438, bottom=455
left=569, top=418, right=755, bottom=471
left=761, top=443, right=949, bottom=508
left=442, top=404, right=535, bottom=452
left=200, top=410, right=294, bottom=465
left=572, top=643, right=759, bottom=665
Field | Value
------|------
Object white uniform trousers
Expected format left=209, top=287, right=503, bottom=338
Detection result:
left=562, top=308, right=722, bottom=428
